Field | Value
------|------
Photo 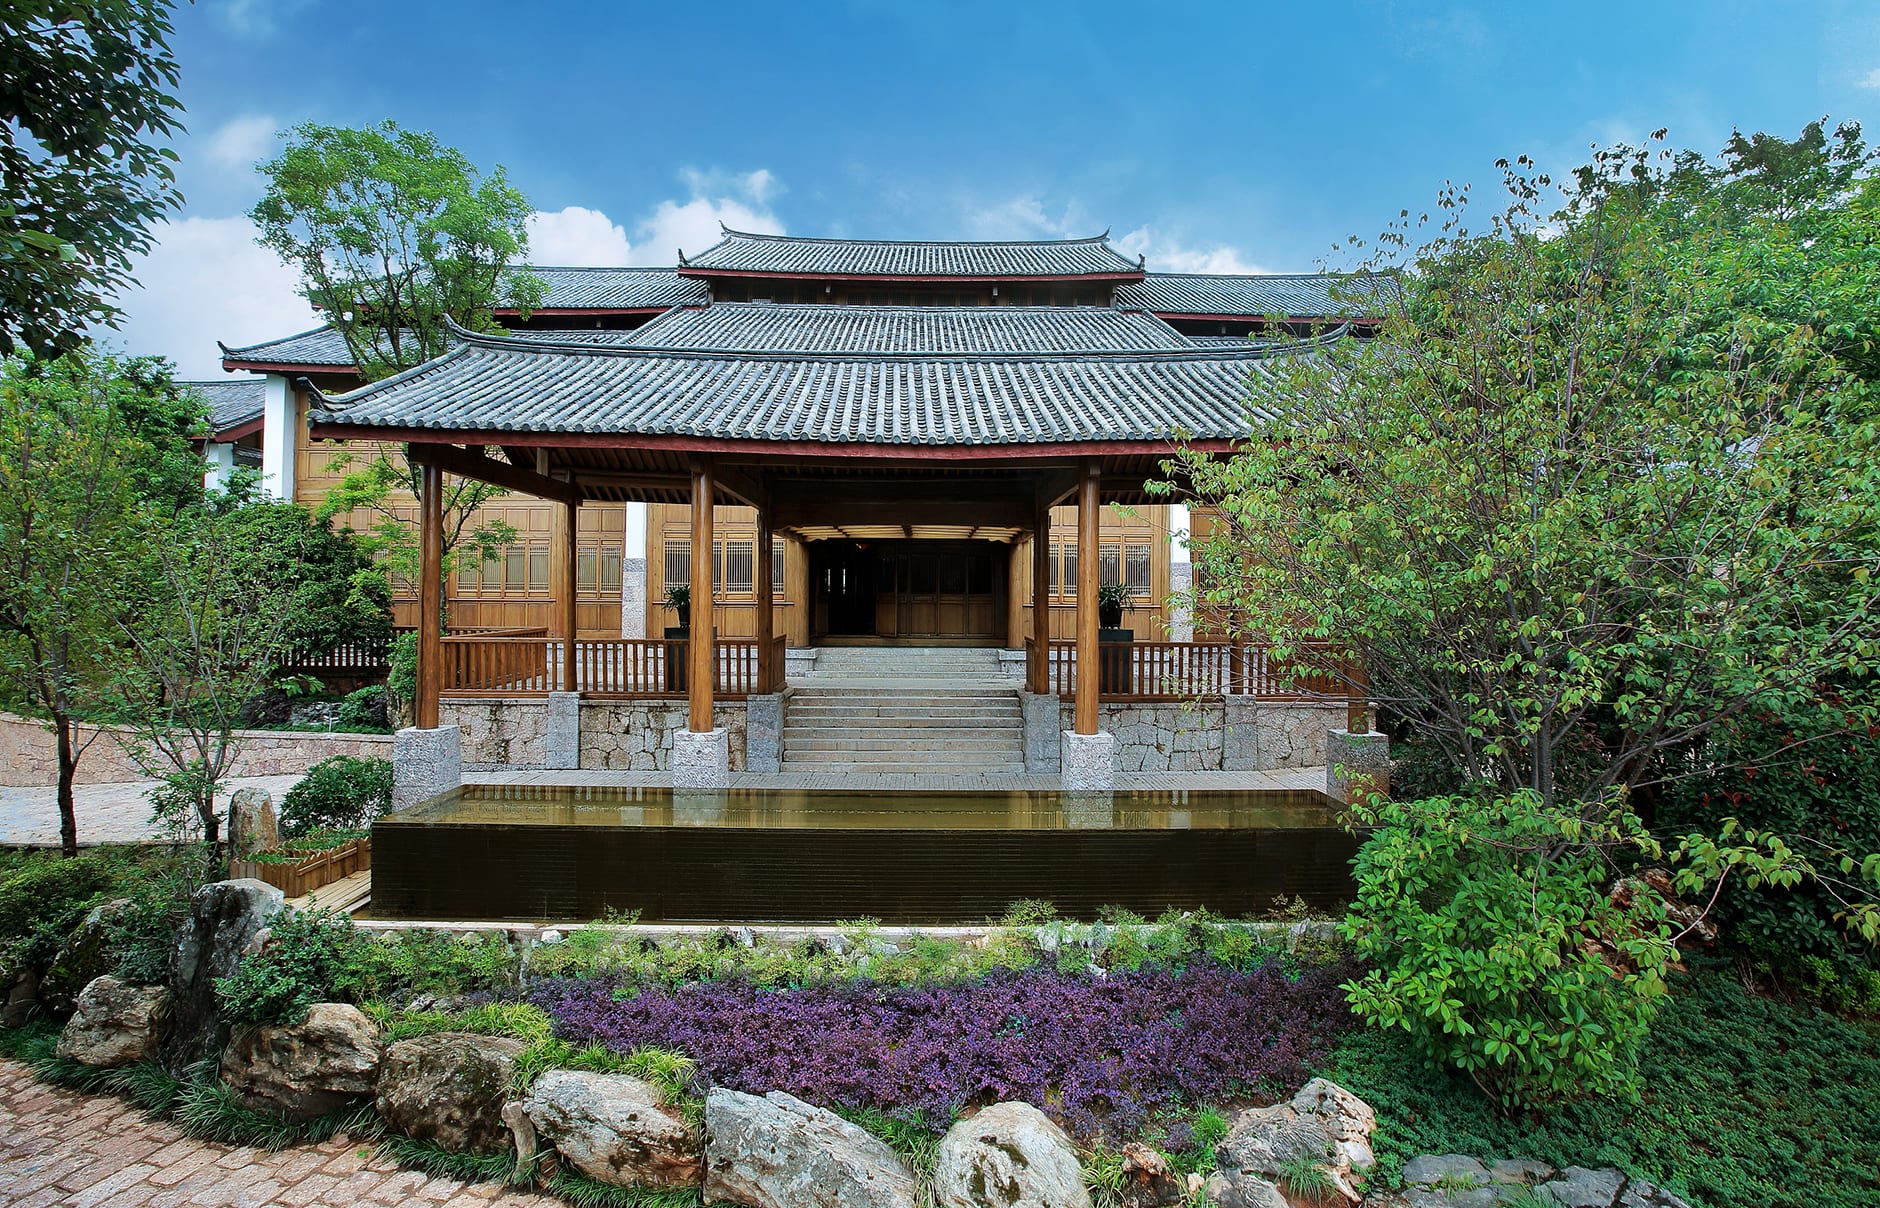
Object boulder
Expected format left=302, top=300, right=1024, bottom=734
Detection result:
left=40, top=897, right=134, bottom=1017
left=1376, top=1159, right=1691, bottom=1208
left=522, top=1069, right=703, bottom=1189
left=703, top=1087, right=918, bottom=1208
left=1213, top=1078, right=1376, bottom=1204
left=1401, top=1154, right=1490, bottom=1188
left=933, top=1101, right=1090, bottom=1208
left=163, top=879, right=284, bottom=1071
left=228, top=788, right=280, bottom=858
left=56, top=976, right=168, bottom=1067
left=1119, top=1142, right=1183, bottom=1208
left=218, top=1003, right=381, bottom=1122
left=1, top=966, right=40, bottom=1028
left=377, top=1032, right=528, bottom=1154
left=1200, top=1173, right=1290, bottom=1208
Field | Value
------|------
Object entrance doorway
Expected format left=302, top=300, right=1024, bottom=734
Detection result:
left=808, top=539, right=1006, bottom=644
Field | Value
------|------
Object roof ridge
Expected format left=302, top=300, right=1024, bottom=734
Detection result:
left=1139, top=270, right=1384, bottom=281
left=218, top=323, right=338, bottom=355
left=514, top=264, right=680, bottom=274
left=715, top=227, right=1120, bottom=249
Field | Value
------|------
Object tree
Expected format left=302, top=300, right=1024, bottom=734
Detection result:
left=253, top=120, right=543, bottom=614
left=0, top=0, right=185, bottom=358
left=213, top=495, right=393, bottom=657
left=1163, top=128, right=1880, bottom=1103
left=0, top=350, right=165, bottom=855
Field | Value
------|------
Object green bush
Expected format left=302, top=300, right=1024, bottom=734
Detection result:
left=278, top=755, right=393, bottom=837
left=0, top=855, right=114, bottom=967
left=336, top=685, right=387, bottom=731
left=214, top=907, right=358, bottom=1027
left=1341, top=791, right=1675, bottom=1108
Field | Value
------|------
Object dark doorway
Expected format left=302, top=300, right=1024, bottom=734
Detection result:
left=813, top=542, right=878, bottom=636
left=809, top=539, right=1005, bottom=644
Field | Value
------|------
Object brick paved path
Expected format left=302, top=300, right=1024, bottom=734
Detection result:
left=0, top=1059, right=560, bottom=1208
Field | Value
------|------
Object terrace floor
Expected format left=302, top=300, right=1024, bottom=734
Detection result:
left=467, top=766, right=1328, bottom=793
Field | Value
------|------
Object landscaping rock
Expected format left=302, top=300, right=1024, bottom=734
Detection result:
left=163, top=879, right=284, bottom=1070
left=40, top=898, right=133, bottom=1017
left=1489, top=1158, right=1557, bottom=1185
left=703, top=1087, right=917, bottom=1208
left=1, top=966, right=40, bottom=1028
left=1371, top=1160, right=1691, bottom=1208
left=218, top=1003, right=381, bottom=1122
left=376, top=1032, right=527, bottom=1154
left=933, top=1101, right=1090, bottom=1208
left=56, top=976, right=168, bottom=1067
left=1214, top=1077, right=1377, bottom=1203
left=523, top=1069, right=703, bottom=1189
left=228, top=788, right=280, bottom=858
left=1118, top=1142, right=1183, bottom=1208
left=1401, top=1154, right=1490, bottom=1187
left=1201, top=1172, right=1290, bottom=1208
left=1537, top=1167, right=1631, bottom=1208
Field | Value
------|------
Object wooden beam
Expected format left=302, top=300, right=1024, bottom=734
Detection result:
left=553, top=499, right=578, bottom=692
left=417, top=461, right=443, bottom=730
left=1075, top=459, right=1100, bottom=735
left=406, top=442, right=582, bottom=507
left=754, top=503, right=774, bottom=693
left=1028, top=505, right=1051, bottom=695
left=712, top=463, right=771, bottom=511
left=772, top=500, right=1032, bottom=531
left=688, top=458, right=716, bottom=733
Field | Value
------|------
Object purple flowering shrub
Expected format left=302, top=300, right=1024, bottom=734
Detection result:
left=529, top=960, right=1356, bottom=1139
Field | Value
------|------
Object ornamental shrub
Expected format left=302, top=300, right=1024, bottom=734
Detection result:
left=335, top=685, right=387, bottom=732
left=1340, top=792, right=1675, bottom=1109
left=278, top=755, right=393, bottom=836
left=214, top=908, right=358, bottom=1027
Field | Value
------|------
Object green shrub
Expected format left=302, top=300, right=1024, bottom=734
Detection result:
left=214, top=908, right=358, bottom=1026
left=279, top=755, right=393, bottom=837
left=1342, top=791, right=1674, bottom=1108
left=106, top=844, right=219, bottom=984
left=336, top=684, right=387, bottom=731
left=341, top=927, right=519, bottom=1000
left=0, top=855, right=114, bottom=967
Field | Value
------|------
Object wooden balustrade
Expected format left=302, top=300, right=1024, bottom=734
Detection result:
left=438, top=635, right=779, bottom=698
left=1043, top=639, right=1351, bottom=702
left=276, top=640, right=390, bottom=675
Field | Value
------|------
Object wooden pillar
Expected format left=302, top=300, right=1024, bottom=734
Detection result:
left=1027, top=506, right=1051, bottom=695
left=688, top=459, right=715, bottom=733
left=552, top=498, right=578, bottom=691
left=754, top=502, right=774, bottom=693
left=1074, top=461, right=1100, bottom=735
left=417, top=459, right=443, bottom=730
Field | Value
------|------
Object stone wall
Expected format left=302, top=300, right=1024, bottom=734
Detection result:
left=440, top=700, right=547, bottom=771
left=581, top=701, right=749, bottom=772
left=1034, top=697, right=1350, bottom=773
left=0, top=711, right=392, bottom=788
left=1057, top=699, right=1227, bottom=772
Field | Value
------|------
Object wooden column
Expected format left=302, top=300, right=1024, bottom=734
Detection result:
left=688, top=459, right=715, bottom=733
left=753, top=502, right=774, bottom=693
left=417, top=459, right=443, bottom=730
left=1074, top=461, right=1100, bottom=735
left=1027, top=507, right=1051, bottom=695
left=552, top=498, right=578, bottom=691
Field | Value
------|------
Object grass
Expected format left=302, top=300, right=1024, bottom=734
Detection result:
left=1314, top=959, right=1880, bottom=1208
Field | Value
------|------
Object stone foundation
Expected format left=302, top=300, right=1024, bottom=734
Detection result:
left=440, top=700, right=547, bottom=770
left=1060, top=730, right=1116, bottom=791
left=545, top=693, right=580, bottom=770
left=1021, top=692, right=1060, bottom=773
left=1056, top=699, right=1226, bottom=772
left=672, top=729, right=730, bottom=789
left=1224, top=700, right=1348, bottom=770
left=1326, top=729, right=1391, bottom=804
left=392, top=726, right=461, bottom=811
left=579, top=701, right=749, bottom=772
left=745, top=695, right=782, bottom=774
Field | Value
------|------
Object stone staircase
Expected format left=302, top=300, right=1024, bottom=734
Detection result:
left=782, top=647, right=1025, bottom=773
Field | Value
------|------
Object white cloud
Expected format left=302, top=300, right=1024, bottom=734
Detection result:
left=1859, top=67, right=1880, bottom=89
left=1114, top=226, right=1272, bottom=275
left=958, top=194, right=1098, bottom=241
left=525, top=206, right=634, bottom=267
left=204, top=114, right=278, bottom=171
left=215, top=0, right=310, bottom=38
left=104, top=216, right=317, bottom=378
left=638, top=195, right=781, bottom=265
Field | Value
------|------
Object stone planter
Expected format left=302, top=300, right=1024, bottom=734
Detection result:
left=231, top=837, right=371, bottom=899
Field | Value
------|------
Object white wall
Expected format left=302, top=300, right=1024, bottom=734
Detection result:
left=258, top=374, right=296, bottom=501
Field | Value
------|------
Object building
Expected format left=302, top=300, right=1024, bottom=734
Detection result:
left=220, top=229, right=1382, bottom=789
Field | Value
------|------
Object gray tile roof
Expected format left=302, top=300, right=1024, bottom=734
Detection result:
left=307, top=326, right=1350, bottom=447
left=625, top=303, right=1195, bottom=353
left=1117, top=272, right=1392, bottom=317
left=514, top=266, right=707, bottom=309
left=683, top=229, right=1142, bottom=278
left=220, top=325, right=360, bottom=367
left=179, top=378, right=266, bottom=433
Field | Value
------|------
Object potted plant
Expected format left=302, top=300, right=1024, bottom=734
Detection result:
left=1096, top=582, right=1134, bottom=694
left=1096, top=582, right=1132, bottom=629
left=664, top=583, right=692, bottom=631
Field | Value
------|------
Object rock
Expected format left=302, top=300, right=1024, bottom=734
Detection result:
left=1202, top=1172, right=1289, bottom=1208
left=502, top=1100, right=538, bottom=1168
left=56, top=976, right=168, bottom=1067
left=933, top=1101, right=1089, bottom=1208
left=1402, top=1154, right=1490, bottom=1188
left=1, top=967, right=40, bottom=1028
left=1489, top=1158, right=1557, bottom=1185
left=703, top=1087, right=917, bottom=1208
left=1535, top=1167, right=1628, bottom=1208
left=377, top=1032, right=528, bottom=1154
left=229, top=788, right=280, bottom=858
left=218, top=1003, right=381, bottom=1122
left=1214, top=1078, right=1377, bottom=1203
left=523, top=1069, right=703, bottom=1189
left=163, top=879, right=284, bottom=1071
left=1118, top=1142, right=1183, bottom=1208
left=40, top=898, right=134, bottom=1017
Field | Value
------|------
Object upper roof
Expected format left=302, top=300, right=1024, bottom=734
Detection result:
left=180, top=377, right=266, bottom=435
left=510, top=266, right=707, bottom=310
left=625, top=303, right=1195, bottom=353
left=305, top=324, right=1348, bottom=448
left=1117, top=272, right=1392, bottom=318
left=680, top=228, right=1144, bottom=279
left=220, top=326, right=358, bottom=368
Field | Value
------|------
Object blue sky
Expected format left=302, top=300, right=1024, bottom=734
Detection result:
left=113, top=0, right=1879, bottom=376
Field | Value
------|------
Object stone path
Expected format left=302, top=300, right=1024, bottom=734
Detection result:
left=0, top=1058, right=557, bottom=1207
left=0, top=775, right=303, bottom=847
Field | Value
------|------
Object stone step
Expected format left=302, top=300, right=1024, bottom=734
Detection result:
left=779, top=758, right=1029, bottom=773
left=788, top=687, right=1018, bottom=699
left=782, top=751, right=1022, bottom=767
left=785, top=705, right=1020, bottom=719
left=783, top=734, right=1025, bottom=752
left=785, top=718, right=1020, bottom=733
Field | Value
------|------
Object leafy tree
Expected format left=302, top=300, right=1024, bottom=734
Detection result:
left=0, top=0, right=185, bottom=358
left=1164, top=126, right=1880, bottom=1103
left=211, top=495, right=392, bottom=656
left=253, top=120, right=541, bottom=614
left=0, top=350, right=163, bottom=855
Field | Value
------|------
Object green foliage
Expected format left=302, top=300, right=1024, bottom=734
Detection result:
left=1342, top=792, right=1675, bottom=1108
left=336, top=685, right=388, bottom=732
left=341, top=926, right=519, bottom=1001
left=377, top=1133, right=521, bottom=1185
left=1316, top=962, right=1880, bottom=1208
left=210, top=498, right=393, bottom=658
left=0, top=0, right=185, bottom=359
left=386, top=631, right=418, bottom=724
left=104, top=843, right=218, bottom=985
left=0, top=853, right=112, bottom=967
left=145, top=760, right=216, bottom=844
left=279, top=755, right=394, bottom=837
left=171, top=1073, right=377, bottom=1150
left=214, top=908, right=358, bottom=1028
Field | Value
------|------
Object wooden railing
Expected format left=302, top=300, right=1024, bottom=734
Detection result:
left=438, top=634, right=784, bottom=698
left=276, top=640, right=390, bottom=675
left=1034, top=639, right=1350, bottom=701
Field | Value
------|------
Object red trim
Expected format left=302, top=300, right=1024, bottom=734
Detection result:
left=677, top=268, right=1145, bottom=284
left=489, top=307, right=670, bottom=316
left=221, top=359, right=359, bottom=374
left=213, top=417, right=265, bottom=442
left=306, top=424, right=1235, bottom=460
